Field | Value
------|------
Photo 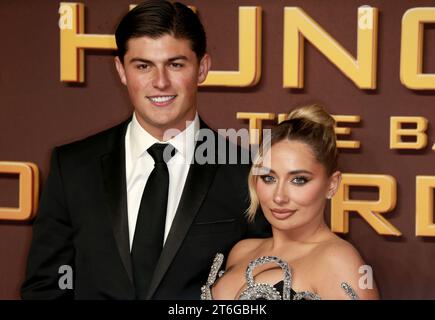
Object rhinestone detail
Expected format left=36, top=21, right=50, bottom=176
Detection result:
left=201, top=253, right=359, bottom=300
left=341, top=282, right=359, bottom=300
left=201, top=253, right=224, bottom=300
left=239, top=256, right=292, bottom=300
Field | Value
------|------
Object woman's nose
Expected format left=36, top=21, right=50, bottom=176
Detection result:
left=273, top=183, right=289, bottom=204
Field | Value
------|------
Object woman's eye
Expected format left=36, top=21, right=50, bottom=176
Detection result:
left=291, top=176, right=309, bottom=185
left=260, top=175, right=276, bottom=184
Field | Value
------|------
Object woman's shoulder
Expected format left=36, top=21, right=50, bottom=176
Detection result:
left=310, top=235, right=379, bottom=299
left=314, top=235, right=364, bottom=267
left=226, top=238, right=267, bottom=268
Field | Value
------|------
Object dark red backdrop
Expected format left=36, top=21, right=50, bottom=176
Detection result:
left=1, top=0, right=434, bottom=299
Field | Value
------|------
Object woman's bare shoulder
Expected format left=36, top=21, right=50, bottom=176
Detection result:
left=311, top=236, right=379, bottom=299
left=315, top=236, right=363, bottom=264
left=226, top=238, right=267, bottom=268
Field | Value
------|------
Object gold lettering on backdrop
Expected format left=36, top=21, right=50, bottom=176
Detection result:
left=58, top=4, right=73, bottom=30
left=283, top=6, right=378, bottom=89
left=276, top=113, right=289, bottom=124
left=59, top=4, right=435, bottom=90
left=333, top=115, right=361, bottom=149
left=59, top=3, right=116, bottom=82
left=358, top=6, right=374, bottom=30
left=201, top=7, right=262, bottom=87
left=400, top=8, right=435, bottom=90
left=331, top=174, right=401, bottom=236
left=249, top=113, right=361, bottom=149
left=59, top=3, right=260, bottom=86
left=390, top=116, right=428, bottom=149
left=416, top=176, right=435, bottom=236
left=236, top=112, right=275, bottom=145
left=0, top=162, right=39, bottom=221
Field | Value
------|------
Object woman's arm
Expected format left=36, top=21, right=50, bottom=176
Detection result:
left=312, top=240, right=379, bottom=300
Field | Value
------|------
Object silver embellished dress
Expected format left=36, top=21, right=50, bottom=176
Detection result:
left=201, top=253, right=359, bottom=300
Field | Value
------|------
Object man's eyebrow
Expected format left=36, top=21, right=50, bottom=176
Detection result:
left=129, top=58, right=152, bottom=64
left=168, top=55, right=188, bottom=62
left=128, top=56, right=189, bottom=64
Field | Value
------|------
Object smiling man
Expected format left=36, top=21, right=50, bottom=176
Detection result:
left=114, top=34, right=209, bottom=139
left=21, top=0, right=269, bottom=299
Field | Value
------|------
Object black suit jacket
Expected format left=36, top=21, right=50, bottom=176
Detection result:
left=21, top=117, right=269, bottom=299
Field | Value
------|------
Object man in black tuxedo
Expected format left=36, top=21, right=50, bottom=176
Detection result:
left=21, top=0, right=269, bottom=299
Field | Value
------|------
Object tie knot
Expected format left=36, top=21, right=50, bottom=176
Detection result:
left=147, top=143, right=176, bottom=164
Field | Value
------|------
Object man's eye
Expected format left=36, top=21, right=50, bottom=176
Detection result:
left=291, top=176, right=309, bottom=185
left=137, top=64, right=149, bottom=70
left=260, top=175, right=275, bottom=184
left=170, top=63, right=183, bottom=68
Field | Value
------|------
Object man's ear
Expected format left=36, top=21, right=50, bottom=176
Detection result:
left=197, top=53, right=211, bottom=84
left=327, top=171, right=342, bottom=199
left=114, top=56, right=127, bottom=86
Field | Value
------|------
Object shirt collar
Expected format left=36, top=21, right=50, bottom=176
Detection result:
left=129, top=112, right=199, bottom=161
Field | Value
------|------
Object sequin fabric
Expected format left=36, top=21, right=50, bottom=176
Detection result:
left=201, top=253, right=359, bottom=300
left=341, top=282, right=360, bottom=300
left=239, top=256, right=293, bottom=300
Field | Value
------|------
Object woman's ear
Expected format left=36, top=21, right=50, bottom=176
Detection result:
left=326, top=171, right=342, bottom=199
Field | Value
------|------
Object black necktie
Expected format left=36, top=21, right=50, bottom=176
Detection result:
left=131, top=143, right=175, bottom=299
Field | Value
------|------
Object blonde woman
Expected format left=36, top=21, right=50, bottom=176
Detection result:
left=202, top=105, right=379, bottom=300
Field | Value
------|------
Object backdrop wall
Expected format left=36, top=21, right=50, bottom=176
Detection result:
left=1, top=0, right=434, bottom=299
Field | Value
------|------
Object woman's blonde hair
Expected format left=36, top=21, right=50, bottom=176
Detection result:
left=246, top=104, right=337, bottom=222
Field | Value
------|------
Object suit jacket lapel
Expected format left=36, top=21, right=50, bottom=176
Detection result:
left=100, top=119, right=134, bottom=285
left=146, top=119, right=219, bottom=299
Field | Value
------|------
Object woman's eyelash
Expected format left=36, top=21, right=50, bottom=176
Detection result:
left=260, top=175, right=275, bottom=183
left=291, top=176, right=309, bottom=185
left=259, top=175, right=310, bottom=185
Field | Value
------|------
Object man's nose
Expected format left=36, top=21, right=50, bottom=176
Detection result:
left=152, top=68, right=170, bottom=90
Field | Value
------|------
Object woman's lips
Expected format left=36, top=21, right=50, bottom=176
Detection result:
left=270, top=208, right=297, bottom=220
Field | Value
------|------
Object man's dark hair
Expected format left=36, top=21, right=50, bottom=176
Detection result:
left=115, top=0, right=207, bottom=62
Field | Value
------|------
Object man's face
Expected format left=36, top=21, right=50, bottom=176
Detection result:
left=115, top=34, right=210, bottom=139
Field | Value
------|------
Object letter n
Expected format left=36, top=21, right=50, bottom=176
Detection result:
left=283, top=6, right=378, bottom=89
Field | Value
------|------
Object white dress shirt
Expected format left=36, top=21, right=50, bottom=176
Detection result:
left=125, top=112, right=199, bottom=250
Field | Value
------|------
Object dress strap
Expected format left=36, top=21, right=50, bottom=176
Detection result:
left=239, top=256, right=293, bottom=300
left=200, top=253, right=224, bottom=300
left=341, top=282, right=360, bottom=300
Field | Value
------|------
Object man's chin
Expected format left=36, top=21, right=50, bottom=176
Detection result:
left=146, top=118, right=187, bottom=136
left=136, top=110, right=195, bottom=134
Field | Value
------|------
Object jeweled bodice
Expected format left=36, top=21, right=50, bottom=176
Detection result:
left=200, top=253, right=359, bottom=300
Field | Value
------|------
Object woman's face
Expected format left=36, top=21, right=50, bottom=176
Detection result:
left=256, top=139, right=340, bottom=232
